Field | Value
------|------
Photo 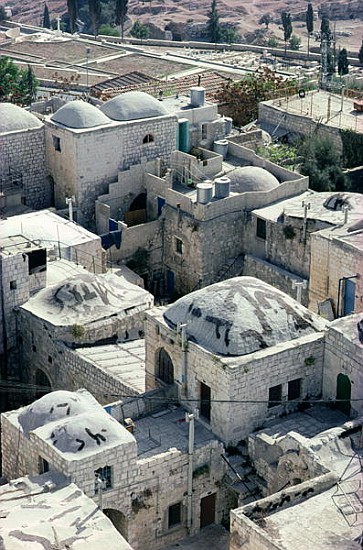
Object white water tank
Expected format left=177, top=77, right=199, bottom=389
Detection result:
left=197, top=181, right=213, bottom=204
left=190, top=87, right=205, bottom=107
left=214, top=176, right=230, bottom=199
left=213, top=139, right=229, bottom=159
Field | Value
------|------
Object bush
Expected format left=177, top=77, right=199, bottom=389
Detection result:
left=99, top=24, right=120, bottom=36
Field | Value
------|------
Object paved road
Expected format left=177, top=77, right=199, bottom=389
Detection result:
left=164, top=524, right=230, bottom=550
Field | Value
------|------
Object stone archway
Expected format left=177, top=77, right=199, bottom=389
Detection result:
left=103, top=508, right=128, bottom=540
left=156, top=348, right=174, bottom=385
left=336, top=373, right=351, bottom=416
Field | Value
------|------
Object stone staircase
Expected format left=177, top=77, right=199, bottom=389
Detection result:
left=216, top=254, right=245, bottom=283
left=222, top=450, right=267, bottom=506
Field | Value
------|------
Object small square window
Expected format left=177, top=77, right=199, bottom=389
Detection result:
left=48, top=355, right=53, bottom=364
left=168, top=502, right=182, bottom=528
left=53, top=136, right=61, bottom=152
left=10, top=280, right=17, bottom=290
left=256, top=218, right=266, bottom=240
left=288, top=378, right=301, bottom=400
left=268, top=384, right=282, bottom=408
left=95, top=466, right=112, bottom=494
left=175, top=237, right=183, bottom=254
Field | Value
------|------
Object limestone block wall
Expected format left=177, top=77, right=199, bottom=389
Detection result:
left=0, top=127, right=51, bottom=210
left=243, top=255, right=309, bottom=306
left=323, top=316, right=363, bottom=417
left=0, top=254, right=30, bottom=354
left=309, top=233, right=363, bottom=315
left=1, top=413, right=38, bottom=480
left=230, top=512, right=283, bottom=550
left=258, top=101, right=343, bottom=153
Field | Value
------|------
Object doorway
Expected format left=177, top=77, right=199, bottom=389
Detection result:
left=200, top=382, right=211, bottom=422
left=336, top=373, right=351, bottom=416
left=200, top=493, right=216, bottom=528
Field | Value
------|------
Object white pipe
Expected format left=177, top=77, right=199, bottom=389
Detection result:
left=186, top=412, right=195, bottom=533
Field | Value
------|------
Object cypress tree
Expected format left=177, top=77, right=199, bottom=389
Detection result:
left=207, top=0, right=221, bottom=44
left=281, top=12, right=292, bottom=55
left=89, top=0, right=102, bottom=37
left=43, top=4, right=51, bottom=28
left=67, top=0, right=77, bottom=34
left=115, top=0, right=128, bottom=41
left=358, top=40, right=363, bottom=66
left=338, top=48, right=349, bottom=76
left=306, top=3, right=313, bottom=56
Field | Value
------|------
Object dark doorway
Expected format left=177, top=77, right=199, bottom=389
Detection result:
left=103, top=509, right=128, bottom=540
left=166, top=269, right=175, bottom=295
left=157, top=348, right=174, bottom=385
left=336, top=373, right=351, bottom=416
left=35, top=369, right=51, bottom=399
left=343, top=279, right=356, bottom=316
left=200, top=493, right=216, bottom=528
left=125, top=193, right=147, bottom=226
left=200, top=382, right=211, bottom=422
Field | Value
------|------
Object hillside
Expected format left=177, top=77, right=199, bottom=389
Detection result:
left=1, top=0, right=362, bottom=50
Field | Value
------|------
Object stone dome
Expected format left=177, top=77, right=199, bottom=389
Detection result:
left=0, top=103, right=43, bottom=133
left=18, top=390, right=96, bottom=436
left=51, top=100, right=111, bottom=128
left=228, top=166, right=279, bottom=193
left=100, top=91, right=168, bottom=121
left=164, top=277, right=326, bottom=356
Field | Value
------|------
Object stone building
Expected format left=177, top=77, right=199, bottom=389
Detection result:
left=145, top=276, right=327, bottom=445
left=0, top=103, right=52, bottom=212
left=45, top=93, right=178, bottom=228
left=2, top=389, right=228, bottom=550
left=16, top=267, right=153, bottom=402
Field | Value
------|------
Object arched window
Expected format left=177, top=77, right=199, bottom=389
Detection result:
left=143, top=134, right=154, bottom=144
left=156, top=348, right=174, bottom=385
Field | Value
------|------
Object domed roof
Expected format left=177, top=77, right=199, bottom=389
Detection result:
left=100, top=91, right=168, bottom=121
left=51, top=100, right=110, bottom=128
left=164, top=277, right=326, bottom=356
left=0, top=103, right=43, bottom=133
left=18, top=390, right=96, bottom=436
left=228, top=166, right=279, bottom=193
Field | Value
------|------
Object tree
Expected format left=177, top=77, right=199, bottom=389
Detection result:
left=337, top=48, right=349, bottom=76
left=281, top=12, right=292, bottom=55
left=67, top=0, right=77, bottom=34
left=306, top=3, right=314, bottom=56
left=259, top=14, right=271, bottom=30
left=88, top=0, right=101, bottom=37
left=0, top=56, right=19, bottom=101
left=289, top=34, right=301, bottom=51
left=43, top=4, right=50, bottom=28
left=99, top=24, right=119, bottom=36
left=320, top=15, right=330, bottom=38
left=0, top=5, right=7, bottom=21
left=17, top=65, right=38, bottom=105
left=216, top=67, right=296, bottom=127
left=115, top=0, right=128, bottom=41
left=130, top=20, right=149, bottom=40
left=0, top=57, right=38, bottom=105
left=298, top=135, right=350, bottom=192
left=358, top=40, right=363, bottom=66
left=207, top=0, right=220, bottom=44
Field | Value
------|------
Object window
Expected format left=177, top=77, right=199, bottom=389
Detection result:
left=201, top=123, right=207, bottom=140
left=268, top=384, right=282, bottom=408
left=94, top=466, right=112, bottom=494
left=200, top=382, right=211, bottom=421
left=32, top=344, right=37, bottom=352
left=48, top=355, right=53, bottom=364
left=143, top=134, right=154, bottom=144
left=10, top=280, right=17, bottom=290
left=288, top=378, right=301, bottom=401
left=256, top=217, right=266, bottom=240
left=157, top=348, right=174, bottom=385
left=175, top=237, right=183, bottom=254
left=39, top=457, right=49, bottom=474
left=168, top=502, right=182, bottom=528
left=53, top=136, right=61, bottom=152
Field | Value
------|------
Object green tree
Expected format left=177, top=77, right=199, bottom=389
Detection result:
left=43, top=3, right=50, bottom=28
left=320, top=15, right=330, bottom=38
left=207, top=0, right=221, bottom=44
left=67, top=0, right=77, bottom=34
left=306, top=3, right=314, bottom=56
left=298, top=135, right=349, bottom=192
left=358, top=40, right=363, bottom=66
left=115, top=0, right=128, bottom=41
left=216, top=67, right=296, bottom=127
left=338, top=48, right=349, bottom=76
left=219, top=26, right=238, bottom=44
left=0, top=5, right=7, bottom=21
left=88, top=0, right=101, bottom=37
left=259, top=14, right=271, bottom=29
left=99, top=24, right=119, bottom=36
left=281, top=12, right=292, bottom=55
left=130, top=20, right=149, bottom=40
left=0, top=58, right=38, bottom=105
left=289, top=34, right=301, bottom=50
left=17, top=65, right=38, bottom=105
left=0, top=56, right=19, bottom=101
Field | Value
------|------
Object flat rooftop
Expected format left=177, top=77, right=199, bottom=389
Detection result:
left=134, top=406, right=217, bottom=458
left=0, top=473, right=132, bottom=549
left=76, top=339, right=146, bottom=395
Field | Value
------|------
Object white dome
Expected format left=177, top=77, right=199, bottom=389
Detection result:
left=228, top=166, right=279, bottom=193
left=100, top=91, right=168, bottom=121
left=0, top=103, right=42, bottom=133
left=164, top=277, right=326, bottom=356
left=51, top=100, right=110, bottom=128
